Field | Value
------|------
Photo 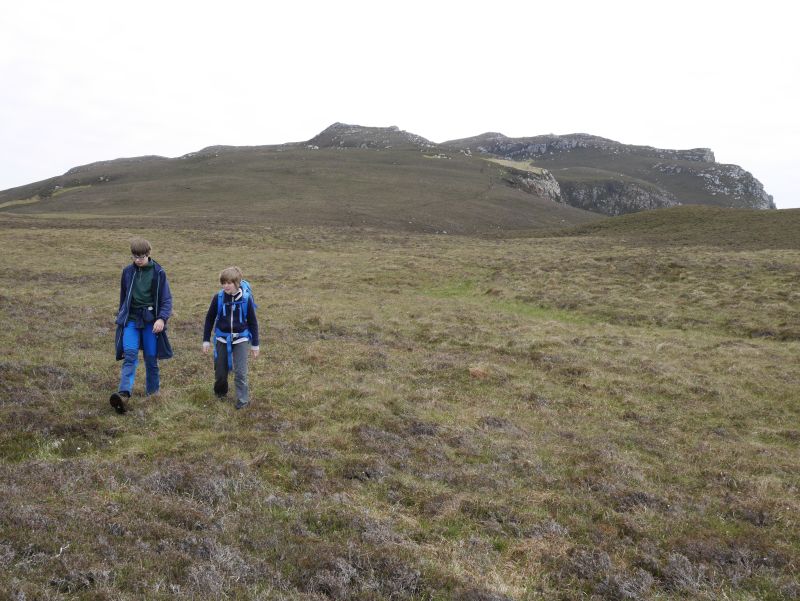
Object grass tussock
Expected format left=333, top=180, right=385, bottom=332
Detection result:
left=1, top=213, right=799, bottom=599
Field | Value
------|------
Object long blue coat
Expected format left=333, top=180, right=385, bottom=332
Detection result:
left=114, top=259, right=173, bottom=360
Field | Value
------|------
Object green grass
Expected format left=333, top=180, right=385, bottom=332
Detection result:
left=1, top=211, right=799, bottom=599
left=0, top=146, right=600, bottom=234
left=559, top=205, right=800, bottom=250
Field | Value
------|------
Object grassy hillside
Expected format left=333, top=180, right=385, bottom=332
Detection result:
left=0, top=146, right=598, bottom=234
left=560, top=206, right=800, bottom=250
left=1, top=208, right=799, bottom=599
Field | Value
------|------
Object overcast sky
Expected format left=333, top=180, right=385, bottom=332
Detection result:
left=2, top=0, right=798, bottom=208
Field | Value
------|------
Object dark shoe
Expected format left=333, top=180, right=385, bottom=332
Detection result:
left=109, top=391, right=130, bottom=414
left=235, top=400, right=249, bottom=410
left=215, top=394, right=227, bottom=401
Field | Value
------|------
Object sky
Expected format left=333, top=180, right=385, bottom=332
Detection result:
left=2, top=0, right=798, bottom=208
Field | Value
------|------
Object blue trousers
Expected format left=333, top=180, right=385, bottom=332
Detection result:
left=119, top=320, right=159, bottom=395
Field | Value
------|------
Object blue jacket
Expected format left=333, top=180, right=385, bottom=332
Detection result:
left=115, top=259, right=173, bottom=360
left=203, top=290, right=259, bottom=347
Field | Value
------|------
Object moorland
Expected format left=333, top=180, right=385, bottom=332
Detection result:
left=1, top=202, right=799, bottom=599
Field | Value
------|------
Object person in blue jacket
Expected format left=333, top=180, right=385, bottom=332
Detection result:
left=110, top=237, right=173, bottom=414
left=202, top=266, right=259, bottom=410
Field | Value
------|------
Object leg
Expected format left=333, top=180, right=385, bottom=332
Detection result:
left=232, top=341, right=250, bottom=405
left=142, top=326, right=160, bottom=395
left=112, top=321, right=140, bottom=413
left=214, top=340, right=229, bottom=398
left=119, top=321, right=142, bottom=394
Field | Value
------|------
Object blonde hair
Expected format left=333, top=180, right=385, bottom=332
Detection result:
left=219, top=266, right=243, bottom=286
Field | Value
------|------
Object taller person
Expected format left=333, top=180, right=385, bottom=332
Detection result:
left=110, top=237, right=173, bottom=414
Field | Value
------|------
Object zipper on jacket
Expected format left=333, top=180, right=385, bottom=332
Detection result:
left=155, top=271, right=160, bottom=321
left=122, top=267, right=136, bottom=324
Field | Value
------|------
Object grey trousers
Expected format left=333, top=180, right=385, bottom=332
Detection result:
left=214, top=340, right=250, bottom=402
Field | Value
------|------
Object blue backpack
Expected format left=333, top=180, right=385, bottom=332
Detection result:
left=214, top=280, right=257, bottom=369
left=216, top=279, right=256, bottom=322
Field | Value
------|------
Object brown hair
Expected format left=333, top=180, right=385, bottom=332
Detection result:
left=219, top=266, right=243, bottom=286
left=130, top=237, right=152, bottom=256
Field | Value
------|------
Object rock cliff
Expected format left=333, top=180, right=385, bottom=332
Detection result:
left=444, top=132, right=774, bottom=215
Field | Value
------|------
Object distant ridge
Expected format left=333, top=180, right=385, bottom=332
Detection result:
left=0, top=124, right=598, bottom=234
left=442, top=131, right=772, bottom=214
left=0, top=122, right=775, bottom=223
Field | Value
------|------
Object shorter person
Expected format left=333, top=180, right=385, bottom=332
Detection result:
left=111, top=237, right=173, bottom=414
left=202, top=267, right=260, bottom=409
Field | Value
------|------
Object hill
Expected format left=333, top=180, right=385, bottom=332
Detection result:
left=1, top=123, right=776, bottom=229
left=558, top=205, right=800, bottom=249
left=443, top=132, right=775, bottom=215
left=0, top=137, right=597, bottom=234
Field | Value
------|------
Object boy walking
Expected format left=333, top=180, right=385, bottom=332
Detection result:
left=202, top=267, right=260, bottom=409
left=111, top=237, right=173, bottom=413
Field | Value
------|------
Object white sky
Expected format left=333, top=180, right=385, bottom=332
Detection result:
left=2, top=0, right=798, bottom=208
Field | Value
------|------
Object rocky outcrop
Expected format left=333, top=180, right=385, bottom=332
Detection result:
left=308, top=122, right=435, bottom=150
left=654, top=162, right=775, bottom=209
left=443, top=131, right=771, bottom=214
left=501, top=167, right=563, bottom=203
left=559, top=180, right=679, bottom=215
left=448, top=132, right=716, bottom=164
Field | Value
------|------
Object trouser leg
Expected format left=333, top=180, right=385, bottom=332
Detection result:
left=119, top=322, right=141, bottom=393
left=214, top=340, right=229, bottom=397
left=142, top=326, right=159, bottom=395
left=232, top=342, right=250, bottom=402
left=144, top=355, right=160, bottom=395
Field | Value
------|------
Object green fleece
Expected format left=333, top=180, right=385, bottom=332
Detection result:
left=131, top=260, right=155, bottom=309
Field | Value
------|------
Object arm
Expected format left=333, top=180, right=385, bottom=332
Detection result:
left=202, top=296, right=218, bottom=352
left=157, top=271, right=173, bottom=322
left=152, top=270, right=172, bottom=334
left=119, top=269, right=127, bottom=313
left=247, top=297, right=260, bottom=356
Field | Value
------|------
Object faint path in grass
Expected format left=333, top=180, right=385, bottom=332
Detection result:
left=0, top=196, right=42, bottom=210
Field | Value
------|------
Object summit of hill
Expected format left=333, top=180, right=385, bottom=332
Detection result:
left=307, top=122, right=435, bottom=150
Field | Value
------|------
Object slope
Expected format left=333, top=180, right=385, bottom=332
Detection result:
left=560, top=205, right=800, bottom=249
left=444, top=132, right=774, bottom=214
left=0, top=144, right=599, bottom=233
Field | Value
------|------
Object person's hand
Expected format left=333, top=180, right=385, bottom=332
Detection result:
left=152, top=318, right=165, bottom=334
left=251, top=347, right=260, bottom=358
left=202, top=342, right=211, bottom=354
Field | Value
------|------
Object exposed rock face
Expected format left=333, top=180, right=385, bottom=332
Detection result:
left=444, top=132, right=773, bottom=214
left=501, top=167, right=563, bottom=203
left=654, top=162, right=775, bottom=209
left=450, top=133, right=715, bottom=164
left=560, top=181, right=679, bottom=215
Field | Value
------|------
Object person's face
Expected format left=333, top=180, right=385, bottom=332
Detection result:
left=222, top=281, right=239, bottom=295
left=132, top=252, right=150, bottom=267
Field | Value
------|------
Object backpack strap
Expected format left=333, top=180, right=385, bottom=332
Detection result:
left=239, top=289, right=250, bottom=322
left=217, top=290, right=225, bottom=317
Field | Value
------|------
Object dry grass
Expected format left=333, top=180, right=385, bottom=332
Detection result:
left=1, top=213, right=798, bottom=599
